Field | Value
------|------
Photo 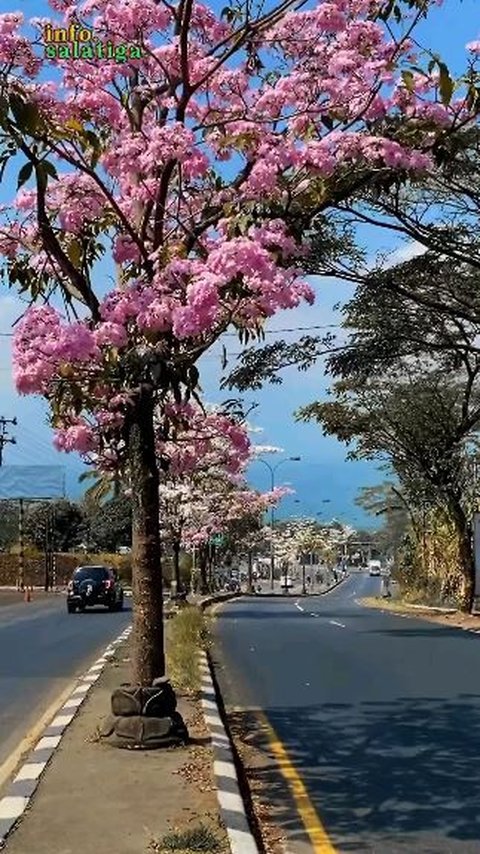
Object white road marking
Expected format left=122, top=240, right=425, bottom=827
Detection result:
left=330, top=620, right=346, bottom=628
left=295, top=603, right=304, bottom=612
left=310, top=612, right=317, bottom=617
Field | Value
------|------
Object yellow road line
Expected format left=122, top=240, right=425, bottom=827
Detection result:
left=255, top=709, right=338, bottom=854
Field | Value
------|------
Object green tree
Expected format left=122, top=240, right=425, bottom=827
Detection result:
left=0, top=501, right=20, bottom=550
left=85, top=497, right=132, bottom=553
left=24, top=500, right=85, bottom=552
left=297, top=373, right=480, bottom=611
left=355, top=483, right=410, bottom=562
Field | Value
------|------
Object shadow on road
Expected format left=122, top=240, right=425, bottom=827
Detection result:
left=67, top=606, right=132, bottom=616
left=365, top=627, right=479, bottom=639
left=227, top=694, right=480, bottom=852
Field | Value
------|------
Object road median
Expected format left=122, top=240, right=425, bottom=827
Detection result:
left=0, top=606, right=248, bottom=854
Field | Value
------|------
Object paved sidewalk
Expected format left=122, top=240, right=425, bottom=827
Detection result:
left=1, top=642, right=229, bottom=854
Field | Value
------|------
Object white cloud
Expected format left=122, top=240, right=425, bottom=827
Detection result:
left=385, top=240, right=426, bottom=267
left=252, top=444, right=284, bottom=455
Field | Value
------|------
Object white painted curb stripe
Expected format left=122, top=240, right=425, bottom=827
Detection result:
left=0, top=798, right=28, bottom=821
left=199, top=651, right=259, bottom=854
left=0, top=625, right=132, bottom=847
left=13, top=764, right=46, bottom=783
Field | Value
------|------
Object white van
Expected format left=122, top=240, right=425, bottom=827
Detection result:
left=368, top=560, right=382, bottom=576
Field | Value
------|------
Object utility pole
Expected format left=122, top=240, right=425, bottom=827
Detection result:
left=18, top=498, right=25, bottom=591
left=0, top=417, right=17, bottom=466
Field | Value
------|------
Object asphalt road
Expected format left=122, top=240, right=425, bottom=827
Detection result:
left=0, top=595, right=130, bottom=774
left=214, top=572, right=480, bottom=853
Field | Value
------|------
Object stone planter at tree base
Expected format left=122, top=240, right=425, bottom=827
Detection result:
left=99, top=677, right=189, bottom=749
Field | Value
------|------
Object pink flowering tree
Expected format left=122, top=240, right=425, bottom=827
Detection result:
left=182, top=482, right=291, bottom=591
left=157, top=400, right=290, bottom=591
left=157, top=400, right=251, bottom=590
left=0, top=0, right=468, bottom=684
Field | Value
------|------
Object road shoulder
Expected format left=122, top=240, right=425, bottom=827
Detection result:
left=359, top=596, right=480, bottom=633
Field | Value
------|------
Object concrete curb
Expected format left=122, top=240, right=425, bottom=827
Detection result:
left=246, top=574, right=349, bottom=598
left=197, top=592, right=243, bottom=610
left=199, top=651, right=259, bottom=854
left=0, top=625, right=132, bottom=848
left=319, top=573, right=350, bottom=595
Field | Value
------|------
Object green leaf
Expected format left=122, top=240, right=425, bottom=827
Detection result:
left=189, top=364, right=199, bottom=388
left=401, top=70, right=415, bottom=93
left=438, top=62, right=454, bottom=106
left=17, top=161, right=33, bottom=190
left=0, top=96, right=9, bottom=130
left=378, top=0, right=392, bottom=20
left=66, top=239, right=82, bottom=267
left=9, top=95, right=39, bottom=135
left=42, top=160, right=58, bottom=181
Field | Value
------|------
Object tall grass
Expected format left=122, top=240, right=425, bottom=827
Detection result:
left=167, top=606, right=211, bottom=694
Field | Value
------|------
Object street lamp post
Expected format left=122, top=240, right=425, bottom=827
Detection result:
left=254, top=456, right=301, bottom=591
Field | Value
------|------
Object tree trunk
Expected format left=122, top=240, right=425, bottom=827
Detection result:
left=129, top=386, right=164, bottom=685
left=450, top=500, right=475, bottom=613
left=199, top=545, right=209, bottom=595
left=172, top=538, right=181, bottom=593
left=247, top=549, right=253, bottom=593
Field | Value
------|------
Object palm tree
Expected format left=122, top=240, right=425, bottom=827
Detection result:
left=78, top=468, right=124, bottom=508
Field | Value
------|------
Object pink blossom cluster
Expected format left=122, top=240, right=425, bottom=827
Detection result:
left=179, top=485, right=293, bottom=546
left=156, top=401, right=294, bottom=545
left=1, top=0, right=474, bottom=467
left=157, top=402, right=251, bottom=478
left=0, top=13, right=41, bottom=76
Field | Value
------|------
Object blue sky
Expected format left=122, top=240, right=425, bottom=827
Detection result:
left=0, top=0, right=477, bottom=528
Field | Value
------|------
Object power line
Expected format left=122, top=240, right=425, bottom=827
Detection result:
left=223, top=324, right=340, bottom=336
left=0, top=323, right=341, bottom=339
left=0, top=417, right=17, bottom=466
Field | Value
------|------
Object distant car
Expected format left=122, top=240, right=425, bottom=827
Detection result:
left=368, top=561, right=382, bottom=577
left=117, top=546, right=131, bottom=555
left=67, top=566, right=124, bottom=613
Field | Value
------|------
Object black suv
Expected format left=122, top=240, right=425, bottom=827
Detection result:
left=67, top=566, right=124, bottom=613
